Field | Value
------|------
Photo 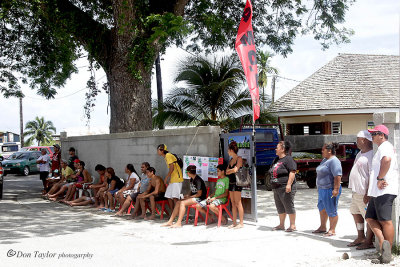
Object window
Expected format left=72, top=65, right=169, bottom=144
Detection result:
left=367, top=121, right=375, bottom=130
left=331, top=122, right=342, bottom=135
left=303, top=126, right=309, bottom=135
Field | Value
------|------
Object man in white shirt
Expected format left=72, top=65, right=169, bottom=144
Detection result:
left=365, top=125, right=398, bottom=264
left=347, top=130, right=374, bottom=250
left=36, top=148, right=51, bottom=195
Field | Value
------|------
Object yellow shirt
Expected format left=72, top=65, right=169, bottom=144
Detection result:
left=62, top=166, right=74, bottom=179
left=165, top=153, right=183, bottom=183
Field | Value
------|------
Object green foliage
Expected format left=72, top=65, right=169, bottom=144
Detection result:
left=23, top=116, right=56, bottom=146
left=257, top=50, right=278, bottom=109
left=152, top=55, right=276, bottom=131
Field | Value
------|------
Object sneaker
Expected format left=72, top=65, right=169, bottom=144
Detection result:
left=381, top=240, right=392, bottom=263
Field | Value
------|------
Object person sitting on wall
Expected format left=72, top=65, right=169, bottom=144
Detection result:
left=115, top=164, right=140, bottom=211
left=45, top=160, right=74, bottom=199
left=48, top=159, right=80, bottom=201
left=115, top=162, right=150, bottom=217
left=137, top=167, right=166, bottom=220
left=101, top=167, right=125, bottom=212
left=60, top=160, right=92, bottom=203
left=89, top=164, right=107, bottom=208
left=196, top=163, right=230, bottom=225
left=161, top=165, right=207, bottom=228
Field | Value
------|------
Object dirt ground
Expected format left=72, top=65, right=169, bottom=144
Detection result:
left=0, top=174, right=399, bottom=266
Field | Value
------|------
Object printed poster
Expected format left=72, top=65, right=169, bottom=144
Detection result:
left=183, top=156, right=219, bottom=181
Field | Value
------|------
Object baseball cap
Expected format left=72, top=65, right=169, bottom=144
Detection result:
left=73, top=159, right=80, bottom=163
left=357, top=130, right=372, bottom=141
left=53, top=144, right=60, bottom=149
left=368, top=125, right=389, bottom=136
left=54, top=169, right=59, bottom=174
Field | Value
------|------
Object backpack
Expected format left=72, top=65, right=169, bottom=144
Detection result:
left=172, top=153, right=183, bottom=169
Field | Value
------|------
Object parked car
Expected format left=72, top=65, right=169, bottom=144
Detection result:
left=20, top=146, right=54, bottom=160
left=1, top=151, right=42, bottom=176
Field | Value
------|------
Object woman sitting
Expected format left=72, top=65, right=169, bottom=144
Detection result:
left=61, top=160, right=92, bottom=203
left=114, top=164, right=140, bottom=214
left=100, top=167, right=125, bottom=212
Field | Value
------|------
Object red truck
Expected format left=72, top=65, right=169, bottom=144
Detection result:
left=293, top=143, right=359, bottom=188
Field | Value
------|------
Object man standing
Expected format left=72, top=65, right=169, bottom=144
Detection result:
left=67, top=147, right=79, bottom=170
left=37, top=148, right=51, bottom=195
left=365, top=125, right=399, bottom=263
left=51, top=144, right=61, bottom=176
left=347, top=130, right=374, bottom=250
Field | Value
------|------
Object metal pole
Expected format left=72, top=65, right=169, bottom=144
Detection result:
left=251, top=101, right=258, bottom=222
left=19, top=97, right=24, bottom=147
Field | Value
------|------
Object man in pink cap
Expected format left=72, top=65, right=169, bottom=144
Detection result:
left=365, top=125, right=398, bottom=263
left=347, top=130, right=374, bottom=250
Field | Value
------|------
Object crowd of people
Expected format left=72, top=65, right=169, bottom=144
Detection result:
left=37, top=124, right=398, bottom=263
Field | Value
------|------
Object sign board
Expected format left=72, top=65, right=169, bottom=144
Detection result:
left=183, top=156, right=221, bottom=181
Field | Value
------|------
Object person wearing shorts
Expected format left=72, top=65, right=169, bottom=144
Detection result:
left=270, top=141, right=297, bottom=232
left=89, top=164, right=107, bottom=208
left=365, top=125, right=399, bottom=263
left=137, top=167, right=166, bottom=220
left=66, top=195, right=95, bottom=207
left=37, top=148, right=51, bottom=194
left=196, top=163, right=229, bottom=225
left=313, top=143, right=342, bottom=237
left=101, top=167, right=124, bottom=212
left=115, top=164, right=140, bottom=210
left=347, top=130, right=374, bottom=250
left=157, top=144, right=183, bottom=210
left=162, top=165, right=207, bottom=228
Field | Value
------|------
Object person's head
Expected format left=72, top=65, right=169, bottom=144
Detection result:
left=217, top=163, right=227, bottom=178
left=368, top=125, right=389, bottom=145
left=73, top=159, right=80, bottom=169
left=141, top=162, right=150, bottom=174
left=61, top=159, right=68, bottom=169
left=105, top=167, right=115, bottom=178
left=41, top=148, right=47, bottom=155
left=186, top=165, right=197, bottom=178
left=69, top=147, right=76, bottom=156
left=356, top=130, right=373, bottom=150
left=146, top=167, right=156, bottom=178
left=53, top=144, right=60, bottom=152
left=157, top=144, right=168, bottom=156
left=322, top=143, right=339, bottom=158
left=125, top=163, right=136, bottom=174
left=78, top=160, right=85, bottom=170
left=276, top=140, right=292, bottom=157
left=95, top=164, right=106, bottom=175
left=228, top=141, right=239, bottom=157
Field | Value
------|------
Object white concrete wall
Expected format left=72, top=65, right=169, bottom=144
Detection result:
left=60, top=126, right=221, bottom=181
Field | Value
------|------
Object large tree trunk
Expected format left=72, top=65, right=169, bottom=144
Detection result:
left=107, top=58, right=153, bottom=133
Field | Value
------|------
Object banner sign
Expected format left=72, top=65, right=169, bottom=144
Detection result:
left=183, top=156, right=222, bottom=181
left=235, top=0, right=260, bottom=121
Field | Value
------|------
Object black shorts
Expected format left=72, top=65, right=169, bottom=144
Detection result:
left=229, top=183, right=243, bottom=192
left=366, top=194, right=397, bottom=221
left=145, top=192, right=166, bottom=202
left=273, top=185, right=296, bottom=214
left=39, top=171, right=49, bottom=181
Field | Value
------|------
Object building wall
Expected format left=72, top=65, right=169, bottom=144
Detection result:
left=60, top=126, right=221, bottom=182
left=281, top=114, right=373, bottom=135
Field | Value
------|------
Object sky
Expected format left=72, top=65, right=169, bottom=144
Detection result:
left=0, top=0, right=399, bottom=137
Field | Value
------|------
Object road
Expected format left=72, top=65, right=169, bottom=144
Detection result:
left=0, top=173, right=397, bottom=267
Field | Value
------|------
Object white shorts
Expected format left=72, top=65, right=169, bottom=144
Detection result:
left=85, top=196, right=95, bottom=203
left=164, top=182, right=182, bottom=199
left=350, top=192, right=367, bottom=218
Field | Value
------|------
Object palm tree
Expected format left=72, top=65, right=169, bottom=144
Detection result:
left=153, top=55, right=255, bottom=131
left=257, top=51, right=278, bottom=109
left=23, top=116, right=56, bottom=146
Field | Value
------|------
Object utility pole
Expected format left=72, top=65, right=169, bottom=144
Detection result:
left=271, top=75, right=276, bottom=104
left=19, top=97, right=24, bottom=147
left=155, top=53, right=164, bottom=129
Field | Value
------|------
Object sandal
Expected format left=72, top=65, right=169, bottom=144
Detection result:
left=273, top=226, right=285, bottom=231
left=323, top=232, right=336, bottom=237
left=285, top=228, right=297, bottom=232
left=347, top=242, right=362, bottom=247
left=312, top=229, right=327, bottom=234
left=356, top=243, right=375, bottom=250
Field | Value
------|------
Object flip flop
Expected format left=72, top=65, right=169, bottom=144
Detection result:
left=323, top=232, right=336, bottom=237
left=273, top=226, right=285, bottom=231
left=285, top=228, right=297, bottom=232
left=312, top=229, right=327, bottom=234
left=356, top=243, right=375, bottom=250
left=347, top=242, right=362, bottom=247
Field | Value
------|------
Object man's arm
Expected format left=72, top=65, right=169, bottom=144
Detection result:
left=164, top=164, right=174, bottom=184
left=377, top=156, right=392, bottom=189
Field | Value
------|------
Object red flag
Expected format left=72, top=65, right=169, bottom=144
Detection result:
left=235, top=0, right=260, bottom=121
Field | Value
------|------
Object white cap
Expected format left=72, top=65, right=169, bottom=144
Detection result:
left=357, top=130, right=372, bottom=141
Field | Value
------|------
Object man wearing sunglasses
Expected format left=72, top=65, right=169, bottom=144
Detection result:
left=365, top=125, right=398, bottom=263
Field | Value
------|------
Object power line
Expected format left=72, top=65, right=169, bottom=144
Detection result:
left=23, top=75, right=107, bottom=100
left=275, top=75, right=302, bottom=83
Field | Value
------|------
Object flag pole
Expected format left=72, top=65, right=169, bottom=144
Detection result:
left=251, top=100, right=258, bottom=222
